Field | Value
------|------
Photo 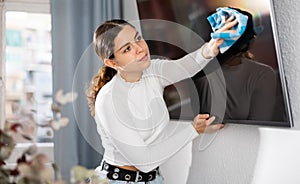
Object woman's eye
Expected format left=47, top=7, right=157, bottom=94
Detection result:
left=124, top=46, right=131, bottom=53
left=136, top=35, right=142, bottom=41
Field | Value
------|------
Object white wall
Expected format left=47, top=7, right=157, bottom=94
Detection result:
left=187, top=0, right=300, bottom=183
left=123, top=0, right=300, bottom=183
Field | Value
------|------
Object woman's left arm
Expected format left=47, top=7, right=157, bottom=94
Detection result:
left=151, top=45, right=213, bottom=87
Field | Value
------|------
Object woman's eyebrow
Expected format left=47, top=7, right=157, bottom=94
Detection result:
left=134, top=31, right=140, bottom=39
left=116, top=31, right=139, bottom=52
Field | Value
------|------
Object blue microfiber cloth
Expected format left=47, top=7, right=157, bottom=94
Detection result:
left=207, top=7, right=248, bottom=53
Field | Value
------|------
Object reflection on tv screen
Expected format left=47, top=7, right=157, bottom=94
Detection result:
left=137, top=0, right=292, bottom=127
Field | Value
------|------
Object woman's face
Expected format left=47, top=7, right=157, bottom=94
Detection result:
left=112, top=25, right=150, bottom=72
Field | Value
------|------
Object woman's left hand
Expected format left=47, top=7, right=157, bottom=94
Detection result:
left=202, top=15, right=238, bottom=59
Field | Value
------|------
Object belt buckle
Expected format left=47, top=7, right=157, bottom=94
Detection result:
left=135, top=171, right=143, bottom=182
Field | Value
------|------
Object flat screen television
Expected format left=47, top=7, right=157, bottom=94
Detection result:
left=136, top=0, right=293, bottom=127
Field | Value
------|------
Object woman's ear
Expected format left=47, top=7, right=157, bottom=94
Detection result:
left=104, top=59, right=117, bottom=69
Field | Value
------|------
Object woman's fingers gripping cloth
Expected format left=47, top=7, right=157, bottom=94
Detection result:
left=207, top=7, right=248, bottom=53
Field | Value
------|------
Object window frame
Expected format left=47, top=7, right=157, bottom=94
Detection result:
left=0, top=1, right=5, bottom=129
left=0, top=0, right=50, bottom=129
left=0, top=0, right=53, bottom=167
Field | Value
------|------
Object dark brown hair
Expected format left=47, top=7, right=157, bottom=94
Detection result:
left=86, top=19, right=134, bottom=116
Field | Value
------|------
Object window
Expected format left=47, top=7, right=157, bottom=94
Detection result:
left=0, top=0, right=53, bottom=144
left=5, top=11, right=53, bottom=143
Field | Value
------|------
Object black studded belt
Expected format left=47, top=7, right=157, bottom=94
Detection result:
left=102, top=161, right=159, bottom=182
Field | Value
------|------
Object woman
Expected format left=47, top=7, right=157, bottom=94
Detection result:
left=86, top=17, right=237, bottom=183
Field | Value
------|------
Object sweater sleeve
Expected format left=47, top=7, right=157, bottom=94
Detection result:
left=95, top=95, right=199, bottom=173
left=150, top=44, right=212, bottom=87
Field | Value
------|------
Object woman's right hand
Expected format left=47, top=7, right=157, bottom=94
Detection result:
left=202, top=15, right=238, bottom=59
left=192, top=114, right=225, bottom=134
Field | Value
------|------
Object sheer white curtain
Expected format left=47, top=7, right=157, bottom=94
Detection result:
left=51, top=0, right=122, bottom=180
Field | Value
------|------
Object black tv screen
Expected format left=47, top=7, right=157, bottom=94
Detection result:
left=136, top=0, right=292, bottom=127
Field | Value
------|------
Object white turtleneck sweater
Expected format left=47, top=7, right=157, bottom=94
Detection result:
left=94, top=46, right=211, bottom=173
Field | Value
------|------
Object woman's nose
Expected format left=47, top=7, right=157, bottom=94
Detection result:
left=132, top=42, right=143, bottom=53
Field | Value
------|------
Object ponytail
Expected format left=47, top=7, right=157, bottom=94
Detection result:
left=86, top=66, right=117, bottom=116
